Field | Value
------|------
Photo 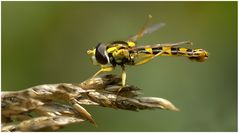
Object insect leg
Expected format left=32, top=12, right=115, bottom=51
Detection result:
left=121, top=65, right=126, bottom=87
left=92, top=66, right=114, bottom=77
left=117, top=65, right=126, bottom=93
left=134, top=51, right=164, bottom=65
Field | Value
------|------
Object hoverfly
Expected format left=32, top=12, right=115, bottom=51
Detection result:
left=87, top=15, right=208, bottom=92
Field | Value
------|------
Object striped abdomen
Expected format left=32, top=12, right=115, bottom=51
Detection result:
left=135, top=46, right=208, bottom=62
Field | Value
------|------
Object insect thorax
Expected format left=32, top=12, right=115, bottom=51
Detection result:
left=107, top=43, right=134, bottom=66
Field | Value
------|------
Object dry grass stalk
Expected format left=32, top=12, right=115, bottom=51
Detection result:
left=1, top=74, right=179, bottom=131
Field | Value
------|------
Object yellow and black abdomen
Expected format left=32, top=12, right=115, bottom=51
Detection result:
left=134, top=46, right=208, bottom=62
left=153, top=47, right=208, bottom=62
left=151, top=47, right=192, bottom=56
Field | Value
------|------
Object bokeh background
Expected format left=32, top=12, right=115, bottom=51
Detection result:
left=2, top=1, right=237, bottom=131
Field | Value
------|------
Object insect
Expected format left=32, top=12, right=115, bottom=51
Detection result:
left=87, top=15, right=208, bottom=92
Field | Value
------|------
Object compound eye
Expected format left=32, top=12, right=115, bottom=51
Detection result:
left=95, top=43, right=109, bottom=65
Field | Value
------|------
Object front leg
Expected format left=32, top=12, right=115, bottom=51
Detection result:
left=92, top=66, right=114, bottom=78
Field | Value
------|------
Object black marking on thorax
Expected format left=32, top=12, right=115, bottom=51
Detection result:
left=108, top=52, right=131, bottom=66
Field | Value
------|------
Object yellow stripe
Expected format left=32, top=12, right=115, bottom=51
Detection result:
left=145, top=47, right=153, bottom=54
left=127, top=41, right=136, bottom=47
left=162, top=47, right=172, bottom=56
left=179, top=48, right=188, bottom=54
left=107, top=47, right=117, bottom=53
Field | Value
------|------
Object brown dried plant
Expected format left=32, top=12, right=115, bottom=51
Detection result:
left=1, top=74, right=179, bottom=132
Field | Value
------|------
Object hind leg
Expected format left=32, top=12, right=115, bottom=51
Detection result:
left=134, top=51, right=164, bottom=65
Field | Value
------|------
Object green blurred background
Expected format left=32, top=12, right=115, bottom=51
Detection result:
left=2, top=1, right=237, bottom=131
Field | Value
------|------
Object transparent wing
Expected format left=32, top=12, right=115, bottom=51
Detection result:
left=141, top=23, right=165, bottom=36
left=150, top=40, right=193, bottom=48
left=128, top=23, right=165, bottom=42
left=130, top=40, right=193, bottom=50
left=128, top=15, right=165, bottom=42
